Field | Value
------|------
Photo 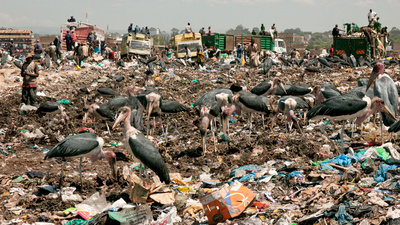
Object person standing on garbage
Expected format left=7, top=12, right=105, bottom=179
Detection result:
left=53, top=36, right=61, bottom=59
left=64, top=31, right=72, bottom=51
left=86, top=32, right=94, bottom=46
left=185, top=46, right=191, bottom=62
left=70, top=31, right=77, bottom=49
left=134, top=25, right=140, bottom=34
left=185, top=22, right=193, bottom=33
left=332, top=24, right=340, bottom=38
left=352, top=22, right=360, bottom=33
left=199, top=27, right=205, bottom=35
left=128, top=23, right=133, bottom=33
left=74, top=42, right=82, bottom=66
left=237, top=43, right=243, bottom=59
left=21, top=53, right=39, bottom=107
left=208, top=26, right=212, bottom=35
left=374, top=17, right=382, bottom=33
left=368, top=9, right=377, bottom=26
left=260, top=23, right=265, bottom=35
left=8, top=39, right=16, bottom=57
left=196, top=48, right=204, bottom=68
left=34, top=40, right=43, bottom=55
left=105, top=46, right=115, bottom=61
left=329, top=45, right=334, bottom=57
left=271, top=23, right=277, bottom=38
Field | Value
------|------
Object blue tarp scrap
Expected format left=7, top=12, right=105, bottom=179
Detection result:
left=321, top=154, right=360, bottom=167
left=335, top=204, right=353, bottom=224
left=320, top=164, right=335, bottom=171
left=229, top=165, right=262, bottom=177
left=288, top=171, right=302, bottom=178
left=374, top=164, right=400, bottom=183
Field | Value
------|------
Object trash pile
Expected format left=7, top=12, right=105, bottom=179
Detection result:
left=0, top=52, right=400, bottom=225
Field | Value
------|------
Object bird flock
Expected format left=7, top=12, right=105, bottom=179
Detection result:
left=37, top=52, right=400, bottom=190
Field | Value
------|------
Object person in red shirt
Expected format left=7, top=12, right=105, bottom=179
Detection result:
left=329, top=44, right=334, bottom=56
left=21, top=53, right=39, bottom=106
left=71, top=31, right=77, bottom=49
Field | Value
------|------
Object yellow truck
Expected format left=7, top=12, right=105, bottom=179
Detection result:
left=174, top=33, right=202, bottom=58
left=120, top=33, right=153, bottom=58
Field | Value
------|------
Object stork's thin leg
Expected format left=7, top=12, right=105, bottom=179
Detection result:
left=160, top=117, right=165, bottom=136
left=47, top=116, right=51, bottom=132
left=227, top=117, right=230, bottom=136
left=79, top=157, right=83, bottom=187
left=210, top=120, right=217, bottom=152
left=139, top=164, right=143, bottom=179
left=106, top=121, right=111, bottom=136
left=304, top=109, right=308, bottom=124
left=59, top=161, right=67, bottom=188
left=173, top=119, right=179, bottom=135
left=146, top=119, right=150, bottom=136
left=249, top=113, right=252, bottom=138
left=351, top=119, right=355, bottom=138
left=52, top=116, right=55, bottom=128
left=262, top=114, right=265, bottom=129
left=340, top=123, right=345, bottom=153
left=165, top=116, right=169, bottom=137
left=320, top=123, right=336, bottom=150
left=380, top=113, right=384, bottom=144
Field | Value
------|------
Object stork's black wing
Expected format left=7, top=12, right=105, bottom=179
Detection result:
left=129, top=134, right=170, bottom=184
left=36, top=102, right=60, bottom=114
left=161, top=100, right=189, bottom=113
left=239, top=92, right=270, bottom=114
left=251, top=80, right=272, bottom=95
left=45, top=133, right=99, bottom=159
left=307, top=96, right=367, bottom=120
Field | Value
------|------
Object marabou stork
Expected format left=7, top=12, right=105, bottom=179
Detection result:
left=366, top=62, right=398, bottom=127
left=307, top=92, right=395, bottom=151
left=137, top=87, right=162, bottom=136
left=366, top=63, right=399, bottom=143
left=112, top=107, right=170, bottom=184
left=232, top=91, right=271, bottom=137
left=84, top=103, right=114, bottom=134
left=251, top=78, right=287, bottom=96
left=36, top=101, right=68, bottom=132
left=45, top=133, right=116, bottom=187
left=278, top=96, right=309, bottom=133
left=160, top=100, right=190, bottom=136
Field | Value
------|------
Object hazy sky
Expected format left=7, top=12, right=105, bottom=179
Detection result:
left=1, top=0, right=399, bottom=34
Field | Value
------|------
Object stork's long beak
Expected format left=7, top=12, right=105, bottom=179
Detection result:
left=290, top=110, right=303, bottom=134
left=279, top=83, right=287, bottom=94
left=381, top=104, right=396, bottom=120
left=112, top=111, right=125, bottom=130
left=366, top=70, right=379, bottom=91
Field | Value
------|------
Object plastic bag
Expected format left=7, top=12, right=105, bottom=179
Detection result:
left=335, top=204, right=353, bottom=224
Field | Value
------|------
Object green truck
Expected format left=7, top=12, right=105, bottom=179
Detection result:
left=333, top=37, right=370, bottom=58
left=234, top=35, right=287, bottom=54
left=201, top=33, right=235, bottom=52
left=333, top=33, right=387, bottom=59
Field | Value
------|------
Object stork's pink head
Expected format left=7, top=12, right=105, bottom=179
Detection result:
left=273, top=78, right=286, bottom=95
left=103, top=151, right=117, bottom=179
left=371, top=97, right=395, bottom=119
left=128, top=85, right=135, bottom=97
left=367, top=62, right=385, bottom=91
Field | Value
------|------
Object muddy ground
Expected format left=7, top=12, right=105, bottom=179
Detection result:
left=0, top=61, right=400, bottom=224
